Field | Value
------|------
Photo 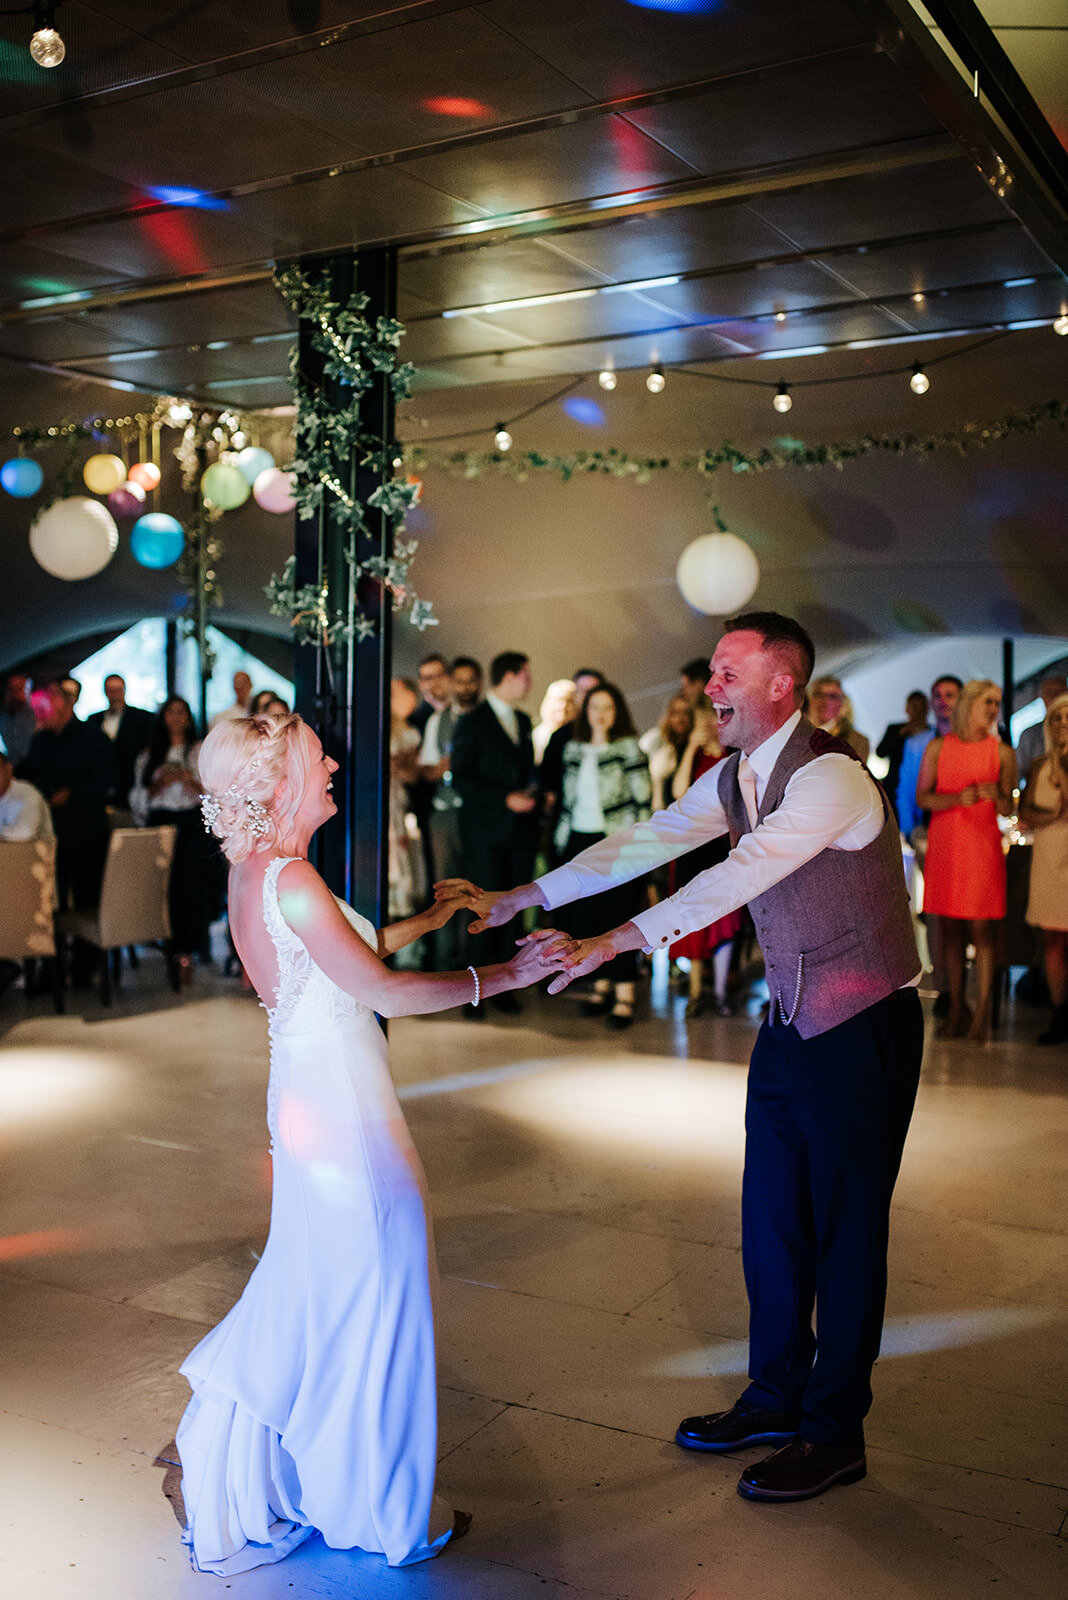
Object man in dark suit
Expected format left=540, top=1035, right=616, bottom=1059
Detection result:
left=451, top=651, right=537, bottom=1012
left=87, top=674, right=154, bottom=809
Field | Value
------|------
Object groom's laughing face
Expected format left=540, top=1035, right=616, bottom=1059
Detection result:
left=706, top=631, right=795, bottom=753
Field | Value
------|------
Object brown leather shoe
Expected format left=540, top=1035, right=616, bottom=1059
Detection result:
left=737, top=1438, right=866, bottom=1501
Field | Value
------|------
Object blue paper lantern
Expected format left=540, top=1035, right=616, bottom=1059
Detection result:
left=236, top=445, right=275, bottom=485
left=1, top=457, right=44, bottom=498
left=131, top=512, right=185, bottom=570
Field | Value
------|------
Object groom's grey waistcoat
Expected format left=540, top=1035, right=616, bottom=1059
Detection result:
left=717, top=716, right=918, bottom=1040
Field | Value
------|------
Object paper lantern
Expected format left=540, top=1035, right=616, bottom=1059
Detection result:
left=29, top=497, right=118, bottom=581
left=253, top=466, right=297, bottom=514
left=1, top=457, right=44, bottom=497
left=676, top=531, right=760, bottom=615
left=131, top=512, right=184, bottom=570
left=127, top=461, right=161, bottom=492
left=108, top=480, right=147, bottom=519
left=236, top=445, right=275, bottom=484
left=82, top=453, right=127, bottom=496
left=201, top=461, right=250, bottom=510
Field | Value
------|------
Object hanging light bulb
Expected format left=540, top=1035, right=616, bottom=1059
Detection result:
left=646, top=364, right=665, bottom=394
left=1054, top=314, right=1068, bottom=336
left=29, top=6, right=65, bottom=67
left=909, top=363, right=930, bottom=395
left=598, top=368, right=617, bottom=391
left=493, top=424, right=513, bottom=452
left=772, top=383, right=792, bottom=414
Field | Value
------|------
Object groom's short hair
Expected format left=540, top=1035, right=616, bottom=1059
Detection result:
left=725, top=611, right=815, bottom=699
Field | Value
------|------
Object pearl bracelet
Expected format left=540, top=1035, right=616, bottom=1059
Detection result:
left=467, top=965, right=480, bottom=1007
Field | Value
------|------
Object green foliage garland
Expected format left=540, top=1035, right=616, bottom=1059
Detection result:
left=267, top=265, right=435, bottom=647
left=403, top=398, right=1067, bottom=484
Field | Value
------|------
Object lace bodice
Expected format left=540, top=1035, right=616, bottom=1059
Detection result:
left=261, top=856, right=377, bottom=1036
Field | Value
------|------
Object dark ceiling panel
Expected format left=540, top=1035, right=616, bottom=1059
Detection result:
left=399, top=237, right=606, bottom=310
left=234, top=167, right=483, bottom=257
left=0, top=137, right=143, bottom=233
left=81, top=2, right=404, bottom=65
left=479, top=0, right=868, bottom=101
left=451, top=289, right=697, bottom=346
left=625, top=52, right=940, bottom=175
left=36, top=209, right=278, bottom=279
left=893, top=277, right=1068, bottom=331
left=0, top=7, right=184, bottom=115
left=0, top=316, right=147, bottom=362
left=70, top=283, right=294, bottom=351
left=201, top=377, right=295, bottom=407
left=746, top=159, right=1011, bottom=249
left=22, top=77, right=355, bottom=194
left=241, top=10, right=586, bottom=151
left=713, top=302, right=908, bottom=352
left=404, top=316, right=539, bottom=362
left=401, top=115, right=698, bottom=214
left=646, top=260, right=862, bottom=322
left=0, top=241, right=140, bottom=304
left=819, top=226, right=1054, bottom=298
left=537, top=203, right=799, bottom=282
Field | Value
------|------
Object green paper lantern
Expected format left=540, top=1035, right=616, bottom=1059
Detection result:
left=201, top=462, right=250, bottom=511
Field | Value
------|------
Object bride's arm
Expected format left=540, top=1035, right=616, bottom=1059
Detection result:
left=376, top=892, right=470, bottom=959
left=276, top=859, right=556, bottom=1017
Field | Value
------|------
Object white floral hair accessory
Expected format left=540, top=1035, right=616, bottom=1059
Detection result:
left=201, top=751, right=269, bottom=837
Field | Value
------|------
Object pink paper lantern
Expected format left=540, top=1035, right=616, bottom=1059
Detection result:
left=253, top=467, right=297, bottom=514
left=108, top=480, right=147, bottom=519
left=128, top=461, right=161, bottom=492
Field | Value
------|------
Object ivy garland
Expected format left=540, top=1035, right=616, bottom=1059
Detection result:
left=265, top=265, right=436, bottom=647
left=403, top=397, right=1067, bottom=484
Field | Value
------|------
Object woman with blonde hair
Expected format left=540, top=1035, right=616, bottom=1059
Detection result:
left=533, top=678, right=576, bottom=765
left=176, top=713, right=556, bottom=1576
left=1019, top=691, right=1068, bottom=1044
left=917, top=679, right=1015, bottom=1042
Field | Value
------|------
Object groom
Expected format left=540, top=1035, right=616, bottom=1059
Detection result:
left=440, top=611, right=923, bottom=1503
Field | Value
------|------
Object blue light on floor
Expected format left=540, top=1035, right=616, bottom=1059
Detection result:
left=563, top=396, right=605, bottom=426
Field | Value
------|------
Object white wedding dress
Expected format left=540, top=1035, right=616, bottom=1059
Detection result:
left=176, top=856, right=453, bottom=1576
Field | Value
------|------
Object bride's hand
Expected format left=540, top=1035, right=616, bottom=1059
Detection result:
left=423, top=891, right=471, bottom=932
left=506, top=929, right=571, bottom=988
left=434, top=878, right=507, bottom=931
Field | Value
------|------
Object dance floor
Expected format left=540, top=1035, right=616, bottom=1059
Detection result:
left=0, top=955, right=1066, bottom=1598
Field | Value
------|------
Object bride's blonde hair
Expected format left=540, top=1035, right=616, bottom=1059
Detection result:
left=199, top=712, right=313, bottom=863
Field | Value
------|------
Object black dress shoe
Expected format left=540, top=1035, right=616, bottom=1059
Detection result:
left=675, top=1400, right=799, bottom=1453
left=737, top=1439, right=866, bottom=1502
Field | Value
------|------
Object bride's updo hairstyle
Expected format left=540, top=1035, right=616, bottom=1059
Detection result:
left=199, top=712, right=313, bottom=863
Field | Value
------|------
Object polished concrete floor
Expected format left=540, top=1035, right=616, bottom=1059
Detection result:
left=0, top=950, right=1066, bottom=1599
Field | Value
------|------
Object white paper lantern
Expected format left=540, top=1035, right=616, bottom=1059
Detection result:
left=676, top=531, right=759, bottom=615
left=29, top=496, right=119, bottom=581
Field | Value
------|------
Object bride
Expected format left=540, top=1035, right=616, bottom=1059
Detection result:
left=177, top=711, right=557, bottom=1576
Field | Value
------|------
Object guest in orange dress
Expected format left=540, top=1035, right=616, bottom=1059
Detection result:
left=917, top=679, right=1015, bottom=1042
left=668, top=703, right=746, bottom=1017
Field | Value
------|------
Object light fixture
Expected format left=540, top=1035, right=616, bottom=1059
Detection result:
left=912, top=291, right=926, bottom=305
left=167, top=401, right=194, bottom=423
left=646, top=364, right=665, bottom=394
left=774, top=311, right=787, bottom=324
left=1055, top=314, right=1068, bottom=337
left=493, top=424, right=513, bottom=451
left=772, top=383, right=792, bottom=414
left=29, top=4, right=65, bottom=68
left=909, top=363, right=930, bottom=395
left=598, top=368, right=617, bottom=391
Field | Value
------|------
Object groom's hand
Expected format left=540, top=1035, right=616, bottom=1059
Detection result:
left=545, top=921, right=645, bottom=994
left=433, top=879, right=544, bottom=934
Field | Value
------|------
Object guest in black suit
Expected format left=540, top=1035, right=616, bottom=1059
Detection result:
left=88, top=674, right=154, bottom=808
left=450, top=651, right=537, bottom=1011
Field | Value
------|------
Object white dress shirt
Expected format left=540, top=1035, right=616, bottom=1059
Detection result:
left=0, top=778, right=55, bottom=842
left=538, top=710, right=886, bottom=951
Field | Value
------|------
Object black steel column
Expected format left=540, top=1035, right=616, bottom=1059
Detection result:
left=292, top=247, right=396, bottom=924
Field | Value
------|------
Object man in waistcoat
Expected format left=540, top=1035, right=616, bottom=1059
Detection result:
left=440, top=612, right=923, bottom=1503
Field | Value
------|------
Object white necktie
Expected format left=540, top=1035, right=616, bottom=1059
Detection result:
left=738, top=755, right=758, bottom=829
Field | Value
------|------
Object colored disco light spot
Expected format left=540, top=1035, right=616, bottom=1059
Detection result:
left=0, top=1228, right=87, bottom=1262
left=625, top=0, right=721, bottom=11
left=563, top=396, right=605, bottom=426
left=423, top=96, right=494, bottom=118
left=0, top=39, right=41, bottom=84
left=144, top=185, right=229, bottom=211
left=139, top=209, right=208, bottom=272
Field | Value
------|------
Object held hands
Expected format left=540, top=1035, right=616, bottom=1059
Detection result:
left=434, top=879, right=523, bottom=933
left=506, top=928, right=572, bottom=988
left=533, top=932, right=620, bottom=995
left=421, top=891, right=472, bottom=933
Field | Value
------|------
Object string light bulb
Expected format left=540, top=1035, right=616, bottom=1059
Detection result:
left=1054, top=314, right=1068, bottom=337
left=646, top=364, right=665, bottom=394
left=773, top=383, right=792, bottom=414
left=29, top=5, right=65, bottom=67
left=598, top=368, right=617, bottom=391
left=493, top=424, right=513, bottom=452
left=909, top=363, right=930, bottom=395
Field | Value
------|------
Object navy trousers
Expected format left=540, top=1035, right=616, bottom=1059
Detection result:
left=740, top=987, right=923, bottom=1445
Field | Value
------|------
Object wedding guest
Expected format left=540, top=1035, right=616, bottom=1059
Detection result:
left=0, top=751, right=53, bottom=841
left=809, top=676, right=870, bottom=764
left=1019, top=691, right=1068, bottom=1045
left=389, top=678, right=425, bottom=921
left=209, top=670, right=253, bottom=728
left=0, top=673, right=36, bottom=767
left=533, top=679, right=576, bottom=766
left=1015, top=673, right=1068, bottom=781
left=876, top=690, right=929, bottom=822
left=897, top=674, right=962, bottom=1017
left=553, top=682, right=651, bottom=1029
left=649, top=695, right=695, bottom=812
left=917, top=679, right=1015, bottom=1043
left=451, top=651, right=537, bottom=1011
left=87, top=673, right=154, bottom=808
left=411, top=653, right=451, bottom=735
left=60, top=676, right=83, bottom=713
left=668, top=702, right=745, bottom=1017
left=639, top=659, right=712, bottom=759
left=539, top=667, right=604, bottom=831
left=133, top=696, right=213, bottom=982
left=419, top=656, right=482, bottom=968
